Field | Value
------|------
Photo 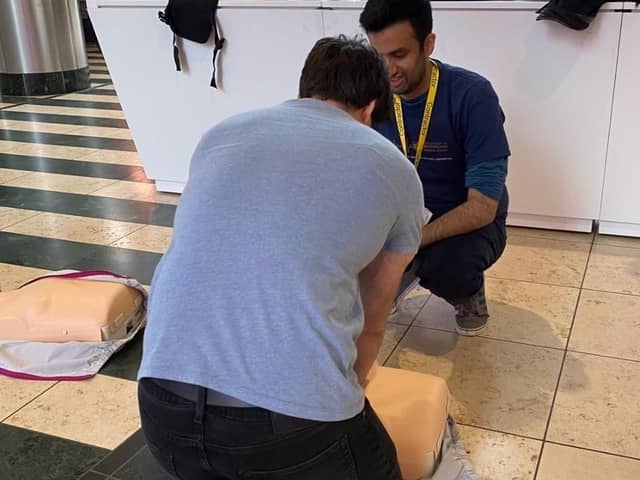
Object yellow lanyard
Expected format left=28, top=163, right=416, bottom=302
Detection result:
left=393, top=59, right=440, bottom=170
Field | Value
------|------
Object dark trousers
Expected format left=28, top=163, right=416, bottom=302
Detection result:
left=415, top=219, right=507, bottom=301
left=138, top=378, right=402, bottom=480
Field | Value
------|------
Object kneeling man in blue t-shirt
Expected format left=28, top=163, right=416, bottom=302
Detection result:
left=362, top=0, right=510, bottom=336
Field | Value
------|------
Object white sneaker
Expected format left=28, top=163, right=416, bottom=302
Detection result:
left=391, top=276, right=420, bottom=315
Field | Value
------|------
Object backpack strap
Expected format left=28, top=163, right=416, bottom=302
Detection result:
left=210, top=6, right=224, bottom=88
left=159, top=10, right=182, bottom=72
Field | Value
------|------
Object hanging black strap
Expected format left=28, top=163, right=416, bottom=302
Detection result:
left=210, top=26, right=224, bottom=88
left=159, top=10, right=182, bottom=72
left=209, top=7, right=224, bottom=89
left=173, top=33, right=182, bottom=72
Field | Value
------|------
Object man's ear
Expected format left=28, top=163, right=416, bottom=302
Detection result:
left=361, top=100, right=377, bottom=127
left=423, top=32, right=436, bottom=57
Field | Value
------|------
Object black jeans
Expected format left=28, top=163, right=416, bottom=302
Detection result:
left=415, top=219, right=507, bottom=301
left=138, top=379, right=402, bottom=480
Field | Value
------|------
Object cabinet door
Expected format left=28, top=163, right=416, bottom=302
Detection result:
left=600, top=8, right=640, bottom=235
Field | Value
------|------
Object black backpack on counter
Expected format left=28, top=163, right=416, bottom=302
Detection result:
left=159, top=0, right=225, bottom=88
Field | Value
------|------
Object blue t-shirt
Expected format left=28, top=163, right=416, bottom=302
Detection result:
left=376, top=60, right=510, bottom=220
left=138, top=99, right=424, bottom=422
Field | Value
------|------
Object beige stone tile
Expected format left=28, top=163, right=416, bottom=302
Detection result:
left=0, top=120, right=81, bottom=135
left=0, top=141, right=97, bottom=160
left=111, top=225, right=172, bottom=253
left=83, top=149, right=140, bottom=166
left=3, top=171, right=117, bottom=195
left=5, top=374, right=140, bottom=449
left=90, top=74, right=112, bottom=81
left=391, top=285, right=431, bottom=326
left=5, top=212, right=144, bottom=245
left=97, top=85, right=116, bottom=91
left=569, top=290, right=640, bottom=361
left=0, top=207, right=39, bottom=230
left=0, top=168, right=31, bottom=184
left=378, top=322, right=409, bottom=365
left=0, top=102, right=16, bottom=108
left=547, top=352, right=640, bottom=458
left=4, top=119, right=129, bottom=139
left=457, top=424, right=541, bottom=480
left=595, top=234, right=640, bottom=249
left=537, top=443, right=640, bottom=480
left=583, top=244, right=640, bottom=296
left=387, top=328, right=563, bottom=438
left=0, top=263, right=51, bottom=291
left=66, top=125, right=131, bottom=140
left=60, top=93, right=121, bottom=104
left=8, top=104, right=125, bottom=119
left=415, top=278, right=579, bottom=349
left=91, top=181, right=180, bottom=205
left=0, top=377, right=56, bottom=420
left=508, top=226, right=594, bottom=244
left=487, top=236, right=590, bottom=287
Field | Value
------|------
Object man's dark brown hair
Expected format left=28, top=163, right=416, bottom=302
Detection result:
left=299, top=35, right=392, bottom=124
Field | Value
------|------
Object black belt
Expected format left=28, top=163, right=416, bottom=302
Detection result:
left=149, top=378, right=321, bottom=434
left=153, top=378, right=255, bottom=408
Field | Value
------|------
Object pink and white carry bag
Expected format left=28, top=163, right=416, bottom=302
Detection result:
left=0, top=270, right=147, bottom=380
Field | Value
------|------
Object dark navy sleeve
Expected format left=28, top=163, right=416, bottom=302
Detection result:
left=460, top=80, right=510, bottom=200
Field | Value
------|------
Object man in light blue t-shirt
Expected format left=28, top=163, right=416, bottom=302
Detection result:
left=137, top=36, right=424, bottom=479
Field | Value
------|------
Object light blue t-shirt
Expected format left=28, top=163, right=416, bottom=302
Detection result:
left=138, top=99, right=424, bottom=422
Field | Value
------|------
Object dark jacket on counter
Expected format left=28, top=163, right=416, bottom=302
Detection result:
left=537, top=0, right=638, bottom=31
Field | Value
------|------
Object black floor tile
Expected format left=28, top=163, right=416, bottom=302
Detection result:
left=0, top=424, right=109, bottom=480
left=0, top=154, right=146, bottom=182
left=74, top=246, right=162, bottom=285
left=0, top=95, right=37, bottom=104
left=100, top=333, right=144, bottom=381
left=91, top=430, right=145, bottom=476
left=0, top=232, right=162, bottom=284
left=0, top=110, right=129, bottom=129
left=0, top=129, right=135, bottom=152
left=78, top=89, right=118, bottom=97
left=78, top=471, right=109, bottom=480
left=34, top=98, right=122, bottom=111
left=0, top=232, right=95, bottom=271
left=0, top=187, right=175, bottom=227
left=89, top=69, right=110, bottom=75
left=112, top=446, right=174, bottom=480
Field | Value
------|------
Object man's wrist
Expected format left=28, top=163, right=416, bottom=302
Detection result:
left=421, top=223, right=435, bottom=247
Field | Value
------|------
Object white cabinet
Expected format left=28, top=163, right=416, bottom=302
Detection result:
left=90, top=1, right=636, bottom=235
left=599, top=6, right=640, bottom=237
left=88, top=0, right=323, bottom=191
left=324, top=2, right=624, bottom=232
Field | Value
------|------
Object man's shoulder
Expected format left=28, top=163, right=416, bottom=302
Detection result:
left=438, top=61, right=498, bottom=99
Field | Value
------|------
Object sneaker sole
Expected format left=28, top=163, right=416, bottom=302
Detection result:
left=455, top=323, right=488, bottom=337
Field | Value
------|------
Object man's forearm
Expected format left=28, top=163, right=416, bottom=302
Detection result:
left=355, top=251, right=411, bottom=385
left=354, top=330, right=386, bottom=386
left=355, top=285, right=396, bottom=385
left=421, top=188, right=498, bottom=247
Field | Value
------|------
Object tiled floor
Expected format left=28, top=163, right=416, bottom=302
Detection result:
left=2, top=44, right=640, bottom=479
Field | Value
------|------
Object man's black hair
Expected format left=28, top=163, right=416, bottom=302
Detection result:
left=359, top=0, right=433, bottom=46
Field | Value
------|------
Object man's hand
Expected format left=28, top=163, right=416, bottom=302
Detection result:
left=421, top=188, right=498, bottom=247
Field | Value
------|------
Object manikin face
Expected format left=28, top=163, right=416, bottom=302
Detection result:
left=367, top=21, right=436, bottom=98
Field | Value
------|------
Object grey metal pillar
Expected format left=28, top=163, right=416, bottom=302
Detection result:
left=0, top=0, right=90, bottom=96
